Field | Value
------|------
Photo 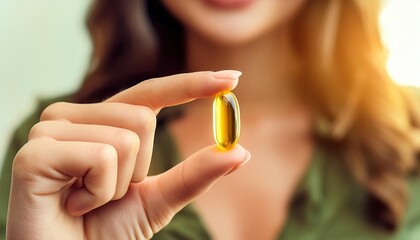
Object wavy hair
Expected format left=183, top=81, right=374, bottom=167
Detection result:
left=294, top=0, right=420, bottom=230
left=75, top=0, right=420, bottom=231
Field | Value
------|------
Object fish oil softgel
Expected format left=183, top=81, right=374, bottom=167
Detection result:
left=213, top=91, right=240, bottom=150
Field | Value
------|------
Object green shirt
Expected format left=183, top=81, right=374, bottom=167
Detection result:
left=1, top=89, right=420, bottom=240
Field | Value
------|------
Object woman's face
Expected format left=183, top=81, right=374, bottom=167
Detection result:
left=162, top=0, right=307, bottom=45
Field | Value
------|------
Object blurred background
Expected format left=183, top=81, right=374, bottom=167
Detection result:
left=0, top=0, right=419, bottom=170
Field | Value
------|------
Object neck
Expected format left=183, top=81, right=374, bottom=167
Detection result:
left=185, top=26, right=302, bottom=113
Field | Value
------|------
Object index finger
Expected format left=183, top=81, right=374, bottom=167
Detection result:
left=105, top=70, right=241, bottom=113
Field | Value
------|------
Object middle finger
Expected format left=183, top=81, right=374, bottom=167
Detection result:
left=29, top=120, right=140, bottom=200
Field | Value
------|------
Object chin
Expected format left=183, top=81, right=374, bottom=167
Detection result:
left=189, top=22, right=272, bottom=47
left=162, top=0, right=307, bottom=46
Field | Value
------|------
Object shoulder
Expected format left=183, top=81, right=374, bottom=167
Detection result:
left=11, top=94, right=74, bottom=147
left=3, top=93, right=73, bottom=162
left=401, top=174, right=420, bottom=237
left=1, top=93, right=74, bottom=176
left=16, top=95, right=72, bottom=141
left=402, top=86, right=420, bottom=236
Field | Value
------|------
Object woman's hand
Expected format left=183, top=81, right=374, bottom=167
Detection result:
left=7, top=71, right=250, bottom=240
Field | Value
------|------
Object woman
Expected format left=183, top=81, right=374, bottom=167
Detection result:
left=2, top=0, right=420, bottom=239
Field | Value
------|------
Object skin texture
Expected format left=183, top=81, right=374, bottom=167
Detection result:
left=162, top=0, right=313, bottom=239
left=9, top=0, right=312, bottom=239
left=7, top=71, right=251, bottom=240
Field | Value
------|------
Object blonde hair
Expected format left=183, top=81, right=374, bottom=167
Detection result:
left=293, top=0, right=420, bottom=230
left=78, top=0, right=420, bottom=231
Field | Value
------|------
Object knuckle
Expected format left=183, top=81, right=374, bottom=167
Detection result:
left=40, top=102, right=68, bottom=121
left=12, top=152, right=29, bottom=181
left=115, top=129, right=141, bottom=155
left=91, top=144, right=118, bottom=165
left=12, top=139, right=50, bottom=179
left=133, top=173, right=147, bottom=183
left=135, top=80, right=161, bottom=111
left=89, top=144, right=118, bottom=201
left=128, top=105, right=157, bottom=132
left=13, top=144, right=32, bottom=171
left=14, top=140, right=40, bottom=166
left=140, top=78, right=157, bottom=87
left=97, top=186, right=116, bottom=203
left=113, top=186, right=129, bottom=200
left=141, top=107, right=157, bottom=129
left=28, top=121, right=50, bottom=140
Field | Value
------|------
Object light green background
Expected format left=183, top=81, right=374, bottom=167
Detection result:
left=0, top=1, right=91, bottom=170
left=0, top=0, right=419, bottom=171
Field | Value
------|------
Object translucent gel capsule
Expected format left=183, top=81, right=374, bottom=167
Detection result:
left=213, top=91, right=241, bottom=150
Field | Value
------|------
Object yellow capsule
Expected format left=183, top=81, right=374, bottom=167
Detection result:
left=213, top=91, right=240, bottom=150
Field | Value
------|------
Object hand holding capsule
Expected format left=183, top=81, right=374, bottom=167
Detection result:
left=7, top=71, right=250, bottom=239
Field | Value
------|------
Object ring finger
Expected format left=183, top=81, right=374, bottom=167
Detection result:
left=29, top=120, right=140, bottom=200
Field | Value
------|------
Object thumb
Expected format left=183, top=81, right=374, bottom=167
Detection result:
left=158, top=144, right=250, bottom=210
left=142, top=144, right=250, bottom=229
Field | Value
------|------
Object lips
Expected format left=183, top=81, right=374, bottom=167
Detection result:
left=203, top=0, right=255, bottom=9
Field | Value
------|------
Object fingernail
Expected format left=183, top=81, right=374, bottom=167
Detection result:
left=69, top=203, right=85, bottom=217
left=225, top=150, right=251, bottom=176
left=239, top=150, right=251, bottom=166
left=213, top=70, right=242, bottom=79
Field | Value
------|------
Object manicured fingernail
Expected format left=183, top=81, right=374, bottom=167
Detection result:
left=225, top=150, right=251, bottom=176
left=240, top=150, right=251, bottom=166
left=213, top=70, right=242, bottom=79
